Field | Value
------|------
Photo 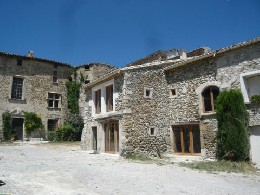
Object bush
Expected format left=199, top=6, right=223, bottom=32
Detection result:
left=47, top=131, right=56, bottom=141
left=2, top=111, right=12, bottom=140
left=55, top=124, right=75, bottom=141
left=65, top=113, right=84, bottom=141
left=251, top=95, right=260, bottom=104
left=216, top=90, right=250, bottom=161
left=24, top=112, right=43, bottom=136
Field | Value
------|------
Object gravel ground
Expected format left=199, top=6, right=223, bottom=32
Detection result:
left=0, top=143, right=260, bottom=195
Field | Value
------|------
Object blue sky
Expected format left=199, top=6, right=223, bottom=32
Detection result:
left=0, top=0, right=259, bottom=67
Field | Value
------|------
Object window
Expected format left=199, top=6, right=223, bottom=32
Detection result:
left=85, top=79, right=90, bottom=84
left=170, top=88, right=177, bottom=97
left=85, top=65, right=90, bottom=70
left=150, top=128, right=155, bottom=135
left=106, top=85, right=113, bottom=112
left=172, top=125, right=201, bottom=154
left=48, top=119, right=59, bottom=131
left=202, top=86, right=219, bottom=112
left=144, top=87, right=153, bottom=98
left=11, top=77, right=23, bottom=99
left=53, top=71, right=58, bottom=83
left=48, top=93, right=61, bottom=108
left=54, top=64, right=57, bottom=68
left=17, top=59, right=23, bottom=66
left=95, top=89, right=101, bottom=114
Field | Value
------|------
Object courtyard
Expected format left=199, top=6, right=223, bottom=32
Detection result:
left=0, top=143, right=260, bottom=195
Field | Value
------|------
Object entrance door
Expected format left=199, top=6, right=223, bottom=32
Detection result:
left=104, top=121, right=119, bottom=153
left=12, top=118, right=24, bottom=140
left=172, top=125, right=201, bottom=155
left=92, top=127, right=97, bottom=150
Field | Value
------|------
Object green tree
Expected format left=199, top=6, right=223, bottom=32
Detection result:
left=2, top=111, right=12, bottom=140
left=216, top=90, right=250, bottom=161
left=24, top=112, right=43, bottom=137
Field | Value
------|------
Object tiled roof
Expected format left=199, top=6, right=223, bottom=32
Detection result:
left=0, top=51, right=71, bottom=67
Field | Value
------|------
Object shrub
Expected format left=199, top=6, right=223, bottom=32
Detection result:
left=47, top=131, right=56, bottom=141
left=2, top=111, right=12, bottom=140
left=65, top=113, right=84, bottom=141
left=55, top=124, right=75, bottom=141
left=216, top=90, right=250, bottom=161
left=66, top=81, right=81, bottom=114
left=24, top=112, right=43, bottom=136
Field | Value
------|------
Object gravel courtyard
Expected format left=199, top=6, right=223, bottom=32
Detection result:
left=0, top=143, right=260, bottom=195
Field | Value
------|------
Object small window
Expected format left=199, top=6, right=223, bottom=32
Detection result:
left=85, top=79, right=90, bottom=84
left=144, top=87, right=153, bottom=98
left=95, top=89, right=101, bottom=114
left=17, top=59, right=23, bottom=66
left=48, top=119, right=59, bottom=131
left=85, top=65, right=90, bottom=71
left=150, top=128, right=155, bottom=135
left=53, top=71, right=58, bottom=83
left=48, top=93, right=61, bottom=108
left=106, top=85, right=113, bottom=112
left=11, top=77, right=24, bottom=99
left=202, top=86, right=219, bottom=112
left=170, top=88, right=177, bottom=97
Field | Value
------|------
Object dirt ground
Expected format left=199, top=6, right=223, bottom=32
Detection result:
left=0, top=143, right=260, bottom=195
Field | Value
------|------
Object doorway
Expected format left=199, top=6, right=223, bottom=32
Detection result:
left=104, top=121, right=119, bottom=153
left=12, top=118, right=24, bottom=140
left=92, top=127, right=97, bottom=150
left=172, top=124, right=201, bottom=155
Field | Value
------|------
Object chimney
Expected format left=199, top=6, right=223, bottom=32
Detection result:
left=179, top=49, right=187, bottom=60
left=27, top=50, right=34, bottom=58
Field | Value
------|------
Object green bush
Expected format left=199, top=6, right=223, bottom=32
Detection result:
left=55, top=124, right=75, bottom=141
left=65, top=113, right=84, bottom=141
left=2, top=111, right=12, bottom=140
left=216, top=90, right=250, bottom=161
left=47, top=131, right=56, bottom=141
left=24, top=112, right=43, bottom=136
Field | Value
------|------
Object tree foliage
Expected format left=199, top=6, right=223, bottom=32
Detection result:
left=24, top=112, right=43, bottom=136
left=216, top=90, right=250, bottom=161
left=66, top=81, right=81, bottom=114
left=2, top=111, right=12, bottom=140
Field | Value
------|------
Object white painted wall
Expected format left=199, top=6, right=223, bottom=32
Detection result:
left=250, top=126, right=260, bottom=169
left=89, top=79, right=119, bottom=117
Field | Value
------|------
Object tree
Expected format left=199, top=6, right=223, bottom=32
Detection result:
left=216, top=90, right=250, bottom=161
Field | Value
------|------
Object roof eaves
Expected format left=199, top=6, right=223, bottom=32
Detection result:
left=84, top=69, right=122, bottom=90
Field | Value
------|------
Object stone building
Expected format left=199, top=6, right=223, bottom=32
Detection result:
left=81, top=38, right=260, bottom=167
left=0, top=52, right=114, bottom=141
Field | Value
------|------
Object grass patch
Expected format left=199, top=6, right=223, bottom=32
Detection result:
left=126, top=155, right=153, bottom=162
left=179, top=160, right=257, bottom=174
left=46, top=141, right=80, bottom=146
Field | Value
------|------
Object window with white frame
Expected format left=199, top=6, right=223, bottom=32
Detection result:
left=48, top=93, right=61, bottom=108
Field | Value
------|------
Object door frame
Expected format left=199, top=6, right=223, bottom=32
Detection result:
left=172, top=124, right=201, bottom=155
left=104, top=121, right=119, bottom=153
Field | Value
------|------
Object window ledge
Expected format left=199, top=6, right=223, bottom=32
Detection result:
left=47, top=107, right=61, bottom=111
left=200, top=112, right=216, bottom=117
left=8, top=98, right=27, bottom=104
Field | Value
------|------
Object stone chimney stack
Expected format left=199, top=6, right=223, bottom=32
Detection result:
left=27, top=50, right=34, bottom=57
left=179, top=49, right=187, bottom=60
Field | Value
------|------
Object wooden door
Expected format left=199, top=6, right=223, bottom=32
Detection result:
left=105, top=121, right=119, bottom=153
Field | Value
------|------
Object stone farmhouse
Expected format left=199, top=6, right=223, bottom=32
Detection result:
left=0, top=51, right=114, bottom=140
left=81, top=38, right=260, bottom=168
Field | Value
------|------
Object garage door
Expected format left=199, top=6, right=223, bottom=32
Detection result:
left=250, top=126, right=260, bottom=169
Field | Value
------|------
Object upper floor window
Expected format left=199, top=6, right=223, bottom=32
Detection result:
left=48, top=93, right=61, bottom=108
left=85, top=65, right=90, bottom=71
left=106, top=85, right=113, bottom=112
left=202, top=86, right=219, bottom=112
left=144, top=87, right=153, bottom=99
left=95, top=89, right=101, bottom=114
left=11, top=77, right=23, bottom=99
left=17, top=59, right=23, bottom=66
left=53, top=71, right=58, bottom=83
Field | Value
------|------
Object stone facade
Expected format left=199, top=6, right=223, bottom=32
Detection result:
left=0, top=53, right=71, bottom=140
left=0, top=53, right=115, bottom=140
left=81, top=38, right=260, bottom=160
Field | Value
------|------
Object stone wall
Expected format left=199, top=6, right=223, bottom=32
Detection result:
left=0, top=55, right=71, bottom=140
